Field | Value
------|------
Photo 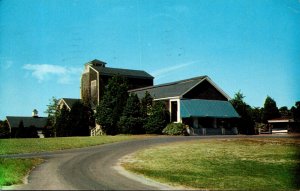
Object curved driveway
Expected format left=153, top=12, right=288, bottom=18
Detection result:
left=3, top=135, right=287, bottom=190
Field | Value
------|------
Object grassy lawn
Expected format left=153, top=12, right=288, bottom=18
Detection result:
left=0, top=135, right=140, bottom=155
left=122, top=138, right=300, bottom=190
left=0, top=135, right=141, bottom=187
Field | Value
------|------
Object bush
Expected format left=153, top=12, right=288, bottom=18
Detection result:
left=162, top=123, right=188, bottom=135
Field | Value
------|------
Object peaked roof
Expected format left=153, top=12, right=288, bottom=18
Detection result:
left=129, top=76, right=230, bottom=100
left=180, top=99, right=240, bottom=118
left=59, top=98, right=81, bottom=110
left=6, top=116, right=48, bottom=128
left=90, top=65, right=154, bottom=79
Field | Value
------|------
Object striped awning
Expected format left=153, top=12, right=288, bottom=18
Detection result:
left=180, top=99, right=240, bottom=118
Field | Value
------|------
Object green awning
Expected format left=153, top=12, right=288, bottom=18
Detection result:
left=180, top=99, right=240, bottom=118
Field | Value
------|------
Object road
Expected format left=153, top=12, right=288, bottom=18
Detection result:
left=3, top=135, right=296, bottom=190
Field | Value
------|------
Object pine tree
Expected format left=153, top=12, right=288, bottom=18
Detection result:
left=144, top=101, right=169, bottom=134
left=118, top=93, right=143, bottom=134
left=262, top=96, right=280, bottom=123
left=95, top=75, right=128, bottom=135
left=55, top=105, right=71, bottom=137
left=230, top=91, right=255, bottom=134
left=69, top=101, right=92, bottom=136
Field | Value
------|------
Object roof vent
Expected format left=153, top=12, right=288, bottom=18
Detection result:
left=32, top=109, right=38, bottom=118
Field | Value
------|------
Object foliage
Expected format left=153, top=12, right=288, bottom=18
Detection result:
left=140, top=91, right=153, bottom=118
left=118, top=93, right=144, bottom=134
left=279, top=106, right=291, bottom=117
left=251, top=107, right=263, bottom=123
left=0, top=120, right=10, bottom=138
left=54, top=105, right=71, bottom=137
left=144, top=101, right=169, bottom=134
left=162, top=123, right=188, bottom=135
left=69, top=101, right=93, bottom=136
left=0, top=158, right=43, bottom=187
left=262, top=96, right=280, bottom=123
left=44, top=97, right=59, bottom=127
left=15, top=121, right=38, bottom=138
left=95, top=75, right=129, bottom=135
left=292, top=101, right=300, bottom=121
left=230, top=91, right=255, bottom=134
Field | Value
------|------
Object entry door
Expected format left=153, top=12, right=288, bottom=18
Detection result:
left=171, top=101, right=178, bottom=122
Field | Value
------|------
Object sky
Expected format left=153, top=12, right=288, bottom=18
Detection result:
left=0, top=0, right=299, bottom=119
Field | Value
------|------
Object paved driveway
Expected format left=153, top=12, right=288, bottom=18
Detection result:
left=2, top=135, right=293, bottom=190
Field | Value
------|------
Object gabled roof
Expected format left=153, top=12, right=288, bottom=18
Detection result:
left=180, top=99, right=240, bottom=118
left=59, top=98, right=81, bottom=110
left=129, top=76, right=230, bottom=100
left=90, top=65, right=154, bottom=79
left=129, top=76, right=207, bottom=99
left=6, top=116, right=48, bottom=128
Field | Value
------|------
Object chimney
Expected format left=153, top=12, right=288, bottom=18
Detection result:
left=32, top=109, right=38, bottom=118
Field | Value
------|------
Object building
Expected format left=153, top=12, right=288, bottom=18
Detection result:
left=58, top=98, right=81, bottom=110
left=6, top=109, right=48, bottom=138
left=80, top=59, right=154, bottom=107
left=129, top=76, right=240, bottom=135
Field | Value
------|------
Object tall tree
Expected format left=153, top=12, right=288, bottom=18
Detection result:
left=292, top=101, right=300, bottom=121
left=141, top=91, right=153, bottom=118
left=45, top=97, right=59, bottom=132
left=55, top=105, right=71, bottom=137
left=279, top=106, right=290, bottom=117
left=69, top=101, right=93, bottom=136
left=262, top=96, right=280, bottom=123
left=230, top=91, right=255, bottom=134
left=95, top=75, right=129, bottom=135
left=144, top=101, right=169, bottom=134
left=0, top=120, right=10, bottom=138
left=118, top=93, right=143, bottom=134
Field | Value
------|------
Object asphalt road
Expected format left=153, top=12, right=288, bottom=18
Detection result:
left=3, top=135, right=297, bottom=190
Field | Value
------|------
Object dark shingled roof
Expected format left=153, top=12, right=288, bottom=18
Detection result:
left=61, top=98, right=81, bottom=109
left=6, top=116, right=48, bottom=128
left=90, top=65, right=154, bottom=79
left=129, top=76, right=207, bottom=99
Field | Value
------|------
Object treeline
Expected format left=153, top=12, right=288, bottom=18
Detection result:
left=230, top=91, right=300, bottom=134
left=44, top=75, right=170, bottom=136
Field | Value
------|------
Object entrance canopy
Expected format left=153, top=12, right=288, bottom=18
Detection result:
left=180, top=99, right=240, bottom=118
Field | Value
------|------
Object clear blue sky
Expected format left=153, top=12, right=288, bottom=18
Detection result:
left=0, top=0, right=299, bottom=119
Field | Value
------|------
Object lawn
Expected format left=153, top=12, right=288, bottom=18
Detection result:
left=122, top=138, right=300, bottom=190
left=0, top=135, right=141, bottom=187
left=0, top=135, right=140, bottom=155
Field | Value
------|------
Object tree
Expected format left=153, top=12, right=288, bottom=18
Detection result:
left=45, top=97, right=59, bottom=127
left=251, top=107, right=263, bottom=123
left=292, top=101, right=300, bottom=121
left=141, top=91, right=153, bottom=118
left=0, top=120, right=10, bottom=138
left=230, top=91, right=255, bottom=134
left=144, top=101, right=169, bottom=134
left=279, top=106, right=290, bottom=117
left=262, top=96, right=280, bottom=123
left=55, top=105, right=71, bottom=137
left=118, top=93, right=143, bottom=134
left=95, top=75, right=129, bottom=135
left=69, top=101, right=92, bottom=136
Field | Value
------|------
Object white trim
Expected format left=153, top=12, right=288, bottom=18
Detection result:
left=153, top=96, right=180, bottom=101
left=89, top=66, right=100, bottom=105
left=58, top=99, right=72, bottom=110
left=180, top=77, right=206, bottom=98
left=268, top=119, right=294, bottom=123
left=169, top=98, right=181, bottom=123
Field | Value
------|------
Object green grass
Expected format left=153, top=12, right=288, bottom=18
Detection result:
left=123, top=138, right=300, bottom=190
left=0, top=158, right=43, bottom=187
left=0, top=135, right=141, bottom=155
left=0, top=135, right=142, bottom=187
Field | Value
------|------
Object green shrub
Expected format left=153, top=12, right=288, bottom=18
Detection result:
left=162, top=123, right=188, bottom=135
